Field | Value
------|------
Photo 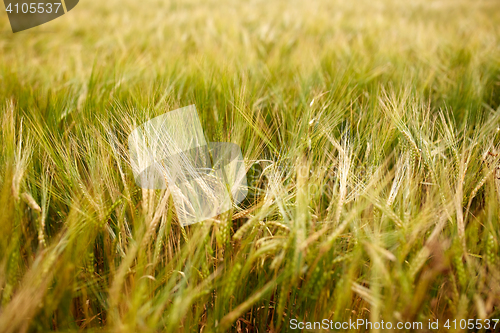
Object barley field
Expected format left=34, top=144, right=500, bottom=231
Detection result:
left=1, top=0, right=500, bottom=332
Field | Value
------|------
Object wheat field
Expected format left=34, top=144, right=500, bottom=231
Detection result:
left=0, top=0, right=500, bottom=331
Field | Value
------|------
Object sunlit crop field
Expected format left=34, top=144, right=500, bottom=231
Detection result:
left=1, top=0, right=500, bottom=331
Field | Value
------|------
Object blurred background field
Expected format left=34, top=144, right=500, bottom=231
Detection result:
left=1, top=0, right=500, bottom=331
